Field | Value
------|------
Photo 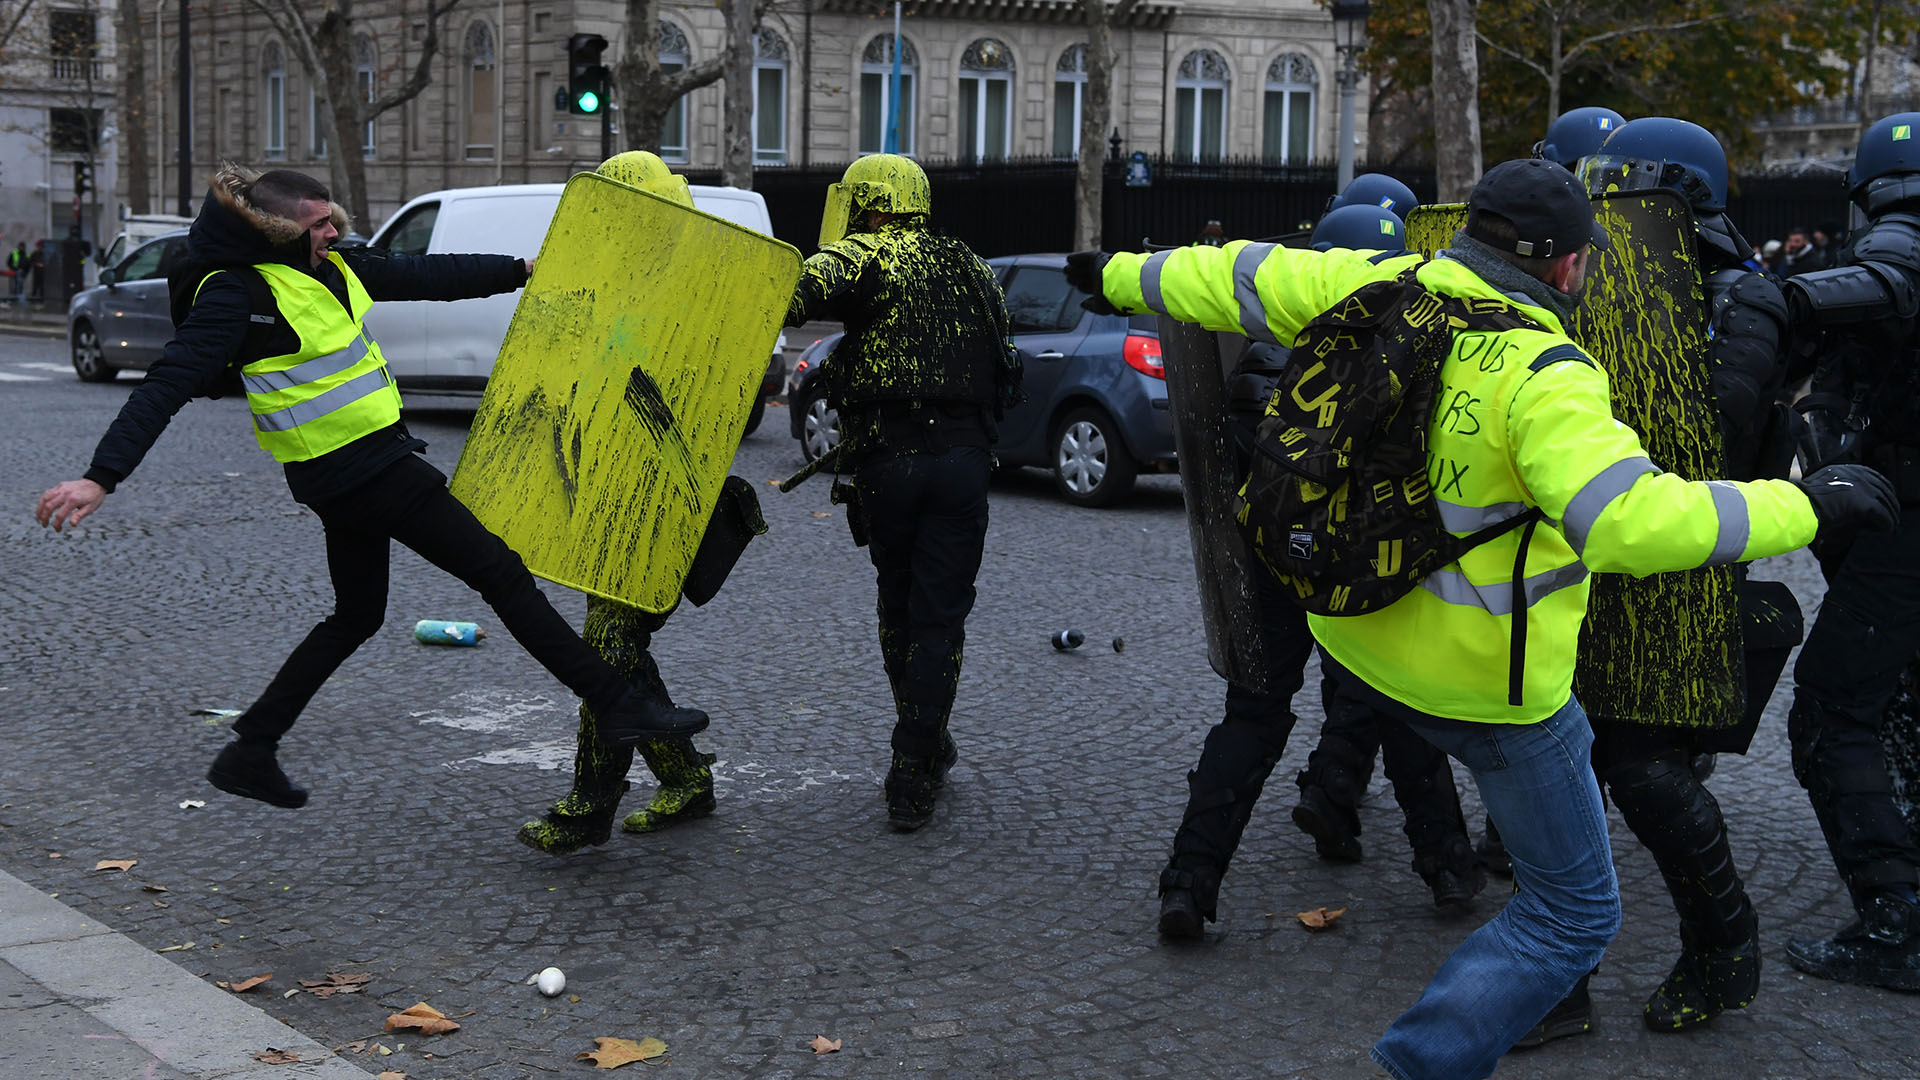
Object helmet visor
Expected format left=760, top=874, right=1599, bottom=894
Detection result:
left=818, top=183, right=857, bottom=247
left=1577, top=153, right=1664, bottom=199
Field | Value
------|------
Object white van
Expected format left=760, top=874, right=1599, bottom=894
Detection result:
left=95, top=213, right=196, bottom=274
left=363, top=182, right=787, bottom=430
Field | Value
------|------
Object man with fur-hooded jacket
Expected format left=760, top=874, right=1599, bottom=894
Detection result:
left=35, top=165, right=710, bottom=809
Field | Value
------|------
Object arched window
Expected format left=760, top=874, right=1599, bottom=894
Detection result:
left=958, top=38, right=1013, bottom=162
left=754, top=28, right=789, bottom=165
left=464, top=20, right=496, bottom=160
left=1052, top=44, right=1087, bottom=159
left=859, top=35, right=917, bottom=155
left=263, top=42, right=285, bottom=156
left=1174, top=48, right=1230, bottom=163
left=659, top=20, right=690, bottom=161
left=355, top=34, right=376, bottom=158
left=1263, top=53, right=1316, bottom=164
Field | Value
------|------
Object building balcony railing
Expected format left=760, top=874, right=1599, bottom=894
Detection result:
left=49, top=55, right=109, bottom=82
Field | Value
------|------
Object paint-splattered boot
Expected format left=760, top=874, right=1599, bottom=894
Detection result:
left=623, top=740, right=718, bottom=834
left=517, top=704, right=633, bottom=855
left=885, top=754, right=938, bottom=831
left=1644, top=930, right=1761, bottom=1030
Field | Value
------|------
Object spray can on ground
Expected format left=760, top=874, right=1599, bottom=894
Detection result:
left=1051, top=629, right=1085, bottom=651
left=414, top=620, right=486, bottom=647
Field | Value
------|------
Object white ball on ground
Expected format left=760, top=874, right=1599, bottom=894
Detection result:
left=536, top=966, right=566, bottom=997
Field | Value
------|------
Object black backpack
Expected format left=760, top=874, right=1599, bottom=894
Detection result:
left=1236, top=264, right=1543, bottom=616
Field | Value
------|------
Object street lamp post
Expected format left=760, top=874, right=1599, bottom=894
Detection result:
left=1332, top=0, right=1370, bottom=191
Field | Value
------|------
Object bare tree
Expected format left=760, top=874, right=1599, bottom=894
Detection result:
left=242, top=0, right=461, bottom=227
left=115, top=0, right=147, bottom=213
left=0, top=0, right=41, bottom=61
left=1427, top=0, right=1481, bottom=202
left=720, top=0, right=755, bottom=188
left=1472, top=2, right=1727, bottom=127
left=619, top=0, right=773, bottom=157
left=1073, top=0, right=1126, bottom=250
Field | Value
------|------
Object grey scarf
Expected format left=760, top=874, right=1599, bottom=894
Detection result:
left=1438, top=230, right=1578, bottom=325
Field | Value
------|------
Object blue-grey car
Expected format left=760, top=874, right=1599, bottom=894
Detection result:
left=788, top=253, right=1175, bottom=507
left=67, top=228, right=192, bottom=382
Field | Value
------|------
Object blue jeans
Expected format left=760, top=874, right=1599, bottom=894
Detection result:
left=1370, top=695, right=1620, bottom=1080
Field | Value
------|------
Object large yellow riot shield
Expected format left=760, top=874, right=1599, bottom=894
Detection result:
left=1407, top=193, right=1741, bottom=730
left=450, top=172, right=802, bottom=613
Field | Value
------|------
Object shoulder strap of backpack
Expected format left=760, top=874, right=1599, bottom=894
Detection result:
left=196, top=266, right=282, bottom=365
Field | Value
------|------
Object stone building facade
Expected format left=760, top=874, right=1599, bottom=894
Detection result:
left=0, top=0, right=120, bottom=257
left=112, top=0, right=1367, bottom=232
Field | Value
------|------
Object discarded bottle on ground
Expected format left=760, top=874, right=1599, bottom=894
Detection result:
left=415, top=620, right=486, bottom=647
left=1051, top=629, right=1085, bottom=651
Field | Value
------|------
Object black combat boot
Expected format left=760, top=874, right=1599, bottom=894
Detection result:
left=1786, top=888, right=1920, bottom=990
left=519, top=703, right=635, bottom=854
left=1644, top=918, right=1761, bottom=1030
left=885, top=754, right=938, bottom=831
left=207, top=738, right=308, bottom=808
left=1413, top=836, right=1488, bottom=909
left=1291, top=783, right=1364, bottom=863
left=930, top=731, right=959, bottom=790
left=622, top=740, right=717, bottom=834
left=1510, top=972, right=1594, bottom=1049
left=1156, top=861, right=1220, bottom=941
left=594, top=690, right=710, bottom=745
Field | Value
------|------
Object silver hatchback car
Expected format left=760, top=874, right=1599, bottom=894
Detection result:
left=67, top=228, right=191, bottom=382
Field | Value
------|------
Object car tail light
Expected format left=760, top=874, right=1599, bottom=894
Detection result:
left=1123, top=334, right=1164, bottom=379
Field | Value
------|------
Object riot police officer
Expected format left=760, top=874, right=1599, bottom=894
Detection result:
left=1778, top=112, right=1920, bottom=991
left=1533, top=106, right=1627, bottom=171
left=1325, top=172, right=1419, bottom=218
left=1551, top=116, right=1804, bottom=1033
left=784, top=155, right=1020, bottom=831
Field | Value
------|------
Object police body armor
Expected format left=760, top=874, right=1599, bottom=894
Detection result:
left=1408, top=192, right=1743, bottom=730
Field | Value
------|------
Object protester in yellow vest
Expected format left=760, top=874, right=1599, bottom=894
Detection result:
left=1066, top=158, right=1901, bottom=1080
left=35, top=164, right=709, bottom=812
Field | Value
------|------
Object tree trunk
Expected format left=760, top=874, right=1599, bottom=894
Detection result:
left=617, top=0, right=666, bottom=152
left=1427, top=0, right=1482, bottom=202
left=118, top=0, right=150, bottom=213
left=1074, top=0, right=1113, bottom=250
left=720, top=0, right=754, bottom=189
left=1861, top=0, right=1882, bottom=139
left=314, top=7, right=368, bottom=228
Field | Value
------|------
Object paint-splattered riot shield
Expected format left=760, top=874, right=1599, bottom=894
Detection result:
left=450, top=172, right=802, bottom=614
left=1158, top=315, right=1275, bottom=694
left=1408, top=192, right=1742, bottom=729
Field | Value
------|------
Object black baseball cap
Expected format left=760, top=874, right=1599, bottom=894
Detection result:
left=1465, top=158, right=1611, bottom=257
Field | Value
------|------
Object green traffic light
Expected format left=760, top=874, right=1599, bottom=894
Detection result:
left=576, top=89, right=600, bottom=114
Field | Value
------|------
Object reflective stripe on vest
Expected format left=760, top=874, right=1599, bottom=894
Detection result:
left=240, top=335, right=370, bottom=397
left=1418, top=561, right=1589, bottom=617
left=251, top=364, right=390, bottom=433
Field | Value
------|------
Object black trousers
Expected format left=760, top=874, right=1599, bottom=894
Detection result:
left=1789, top=516, right=1920, bottom=897
left=233, top=454, right=630, bottom=742
left=854, top=444, right=991, bottom=759
left=1162, top=571, right=1316, bottom=915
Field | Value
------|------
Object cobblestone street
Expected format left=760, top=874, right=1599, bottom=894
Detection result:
left=1, top=330, right=1915, bottom=1078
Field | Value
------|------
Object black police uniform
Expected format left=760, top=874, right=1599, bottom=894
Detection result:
left=785, top=218, right=1018, bottom=826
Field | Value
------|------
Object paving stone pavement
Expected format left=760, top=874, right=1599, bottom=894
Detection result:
left=1, top=330, right=1915, bottom=1079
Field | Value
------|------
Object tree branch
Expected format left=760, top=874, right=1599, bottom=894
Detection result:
left=0, top=0, right=40, bottom=59
left=367, top=0, right=460, bottom=117
left=662, top=53, right=725, bottom=97
left=1474, top=29, right=1550, bottom=80
left=1562, top=14, right=1728, bottom=66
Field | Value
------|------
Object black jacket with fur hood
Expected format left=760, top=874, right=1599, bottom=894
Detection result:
left=85, top=164, right=528, bottom=504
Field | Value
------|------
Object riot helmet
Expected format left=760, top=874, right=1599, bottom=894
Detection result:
left=1326, top=173, right=1419, bottom=218
left=1532, top=106, right=1626, bottom=171
left=818, top=154, right=932, bottom=246
left=1310, top=204, right=1406, bottom=252
left=1577, top=117, right=1729, bottom=213
left=1848, top=112, right=1920, bottom=216
left=595, top=151, right=694, bottom=208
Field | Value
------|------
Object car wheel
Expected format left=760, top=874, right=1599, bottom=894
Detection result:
left=1052, top=406, right=1137, bottom=508
left=743, top=395, right=767, bottom=437
left=70, top=321, right=115, bottom=382
left=799, top=390, right=841, bottom=462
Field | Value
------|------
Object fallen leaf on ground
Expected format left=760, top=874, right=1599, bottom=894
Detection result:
left=253, top=1048, right=300, bottom=1064
left=46, top=851, right=62, bottom=858
left=1295, top=906, right=1349, bottom=930
left=385, top=1001, right=460, bottom=1035
left=578, top=1036, right=667, bottom=1068
left=156, top=942, right=195, bottom=953
left=141, top=883, right=168, bottom=893
left=810, top=511, right=830, bottom=518
left=298, top=971, right=372, bottom=998
left=377, top=1072, right=407, bottom=1080
left=94, top=859, right=137, bottom=872
left=333, top=1040, right=366, bottom=1054
left=227, top=973, right=272, bottom=993
left=809, top=1035, right=842, bottom=1054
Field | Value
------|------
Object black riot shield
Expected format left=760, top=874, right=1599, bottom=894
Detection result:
left=1408, top=193, right=1742, bottom=730
left=1157, top=315, right=1275, bottom=694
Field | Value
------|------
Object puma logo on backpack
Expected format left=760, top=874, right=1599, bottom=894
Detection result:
left=1236, top=264, right=1541, bottom=616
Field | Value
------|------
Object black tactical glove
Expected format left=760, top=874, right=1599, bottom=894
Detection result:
left=1796, top=464, right=1901, bottom=538
left=1065, top=250, right=1120, bottom=315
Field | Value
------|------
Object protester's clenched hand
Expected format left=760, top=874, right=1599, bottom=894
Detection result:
left=35, top=479, right=106, bottom=532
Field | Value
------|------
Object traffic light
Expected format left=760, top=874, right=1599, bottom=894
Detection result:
left=72, top=160, right=92, bottom=198
left=566, top=33, right=609, bottom=116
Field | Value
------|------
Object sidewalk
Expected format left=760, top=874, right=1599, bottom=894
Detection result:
left=0, top=306, right=68, bottom=339
left=0, top=869, right=369, bottom=1079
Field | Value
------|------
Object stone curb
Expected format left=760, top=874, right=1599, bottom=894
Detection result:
left=0, top=868, right=371, bottom=1079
